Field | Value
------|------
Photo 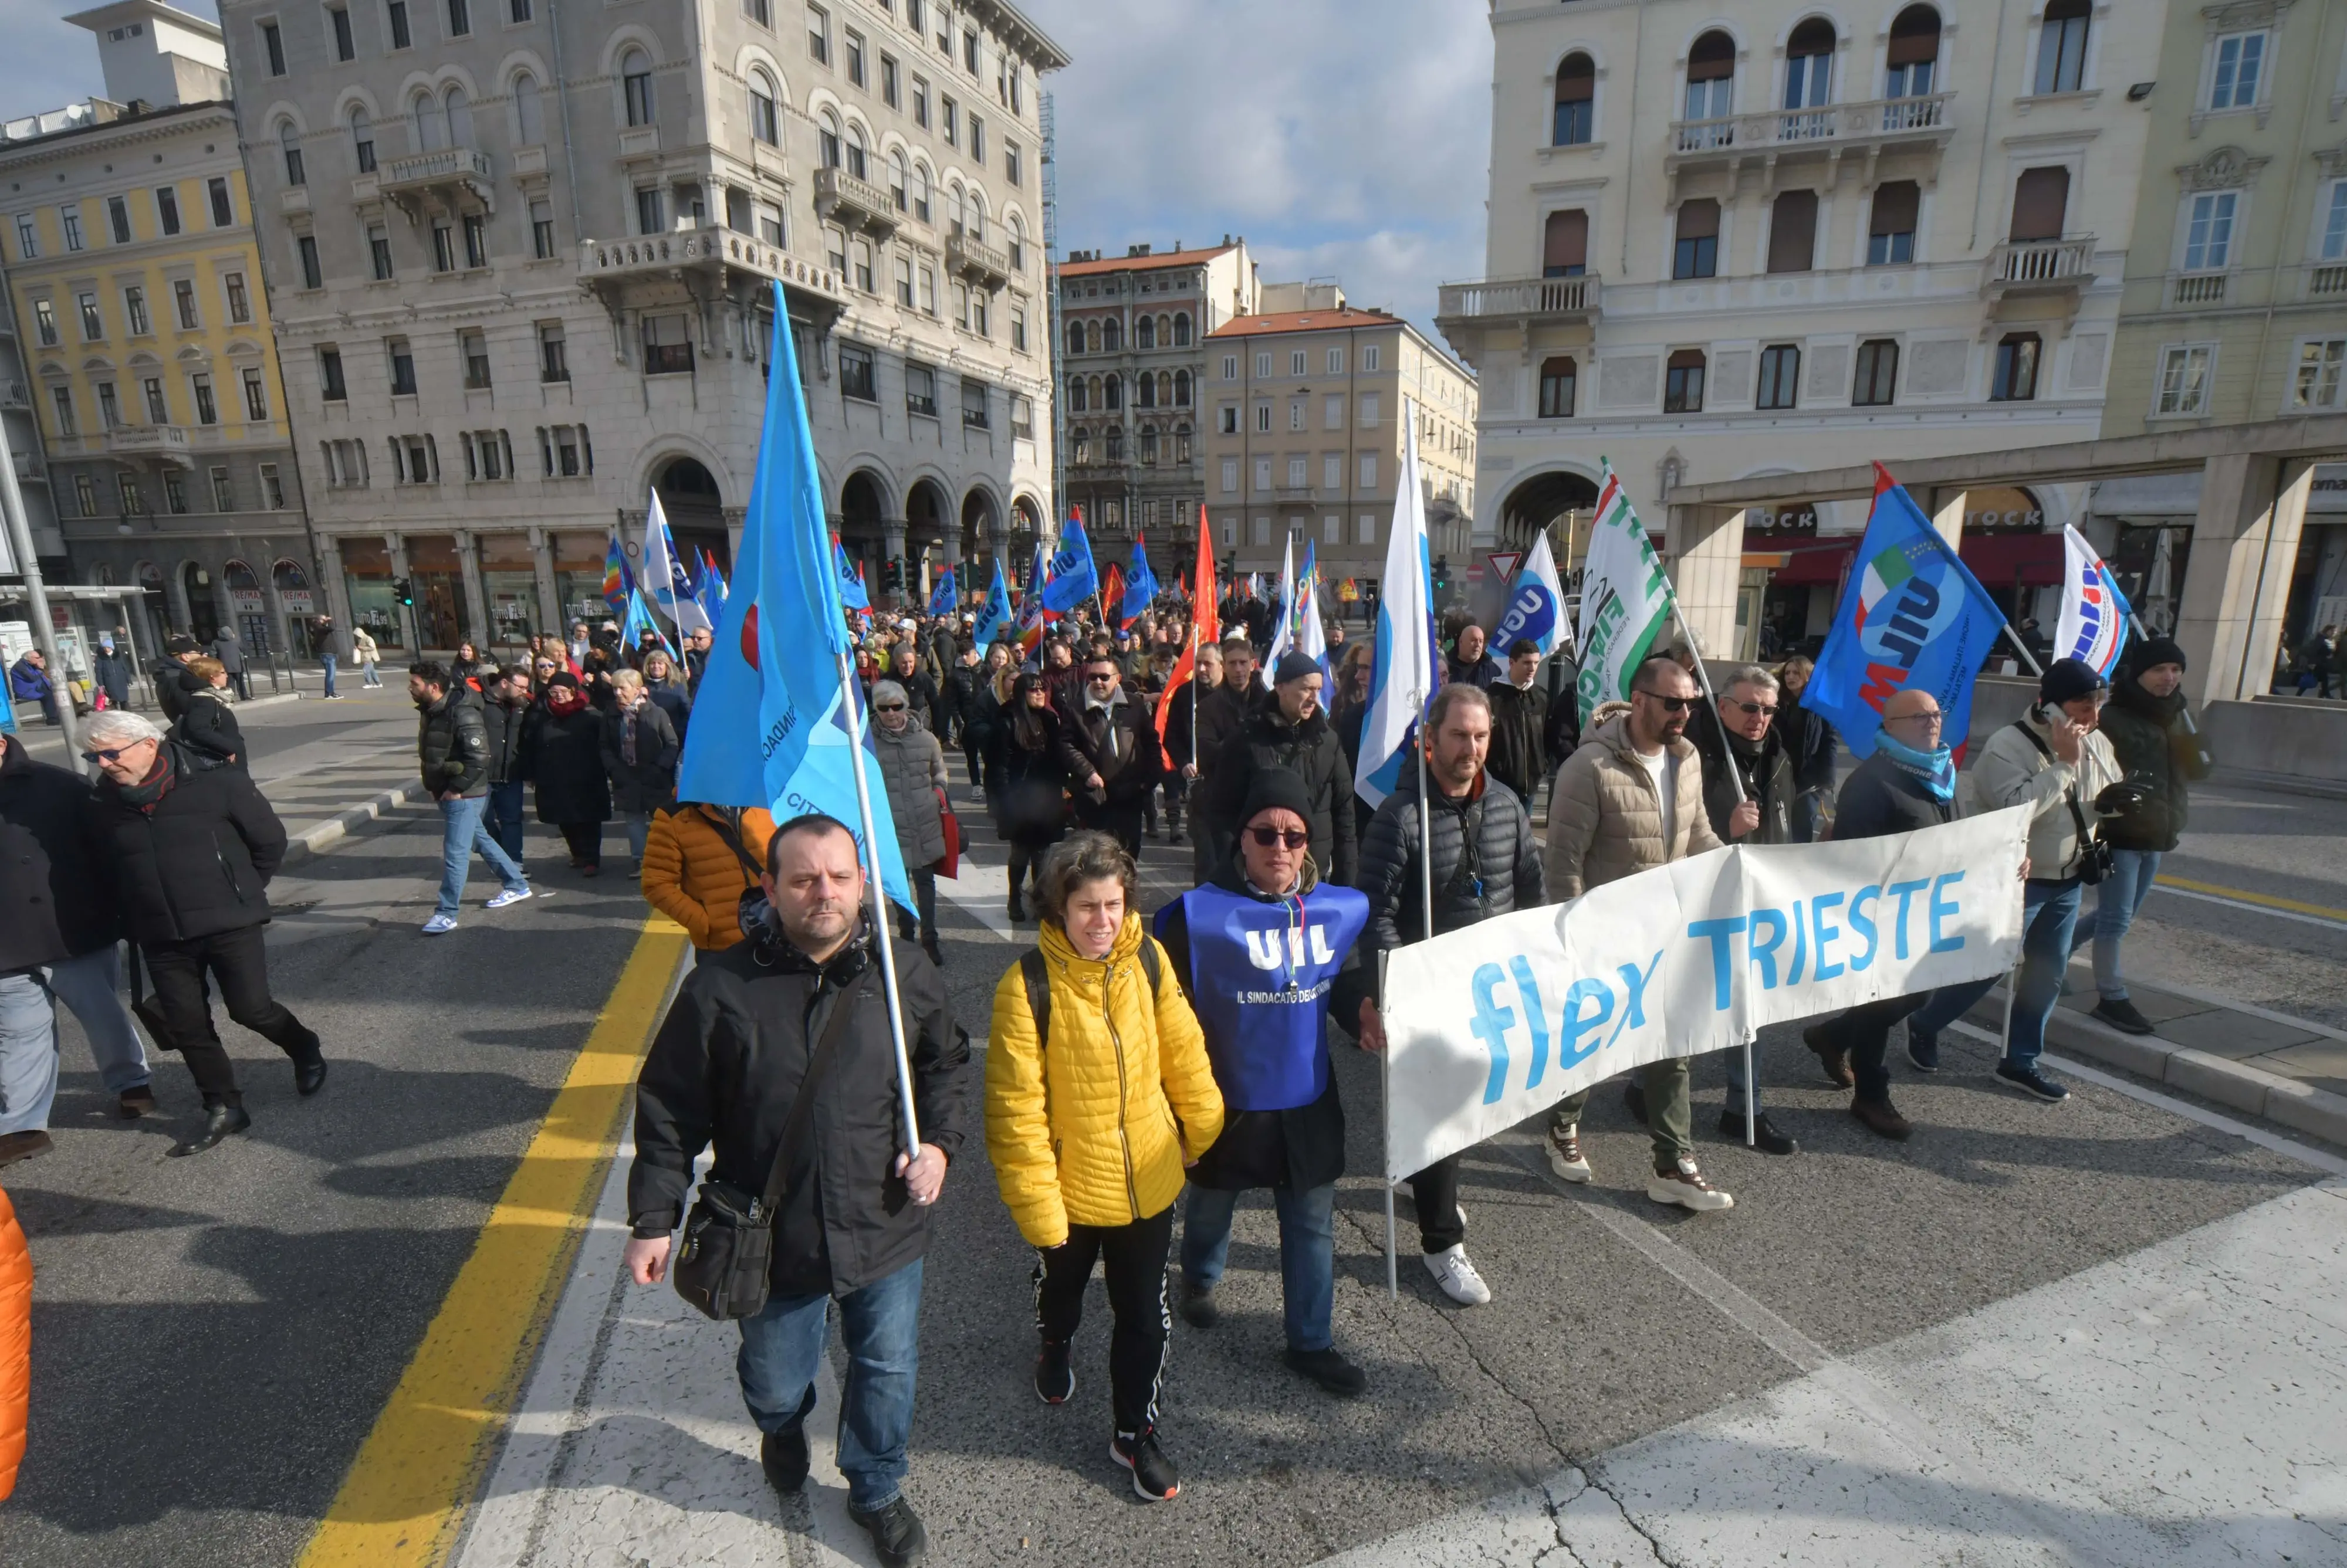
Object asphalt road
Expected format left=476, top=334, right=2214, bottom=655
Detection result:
left=4, top=697, right=2343, bottom=1565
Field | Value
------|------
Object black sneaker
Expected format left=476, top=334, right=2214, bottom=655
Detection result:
left=1906, top=1029, right=1942, bottom=1073
left=1996, top=1062, right=2069, bottom=1103
left=1111, top=1427, right=1181, bottom=1501
left=760, top=1428, right=809, bottom=1495
left=849, top=1494, right=928, bottom=1566
left=2091, top=997, right=2155, bottom=1036
left=1176, top=1276, right=1218, bottom=1329
left=1034, top=1337, right=1074, bottom=1405
left=1283, top=1346, right=1367, bottom=1397
left=1717, top=1109, right=1799, bottom=1155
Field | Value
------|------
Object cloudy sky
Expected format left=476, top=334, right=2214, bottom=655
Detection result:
left=0, top=0, right=1493, bottom=334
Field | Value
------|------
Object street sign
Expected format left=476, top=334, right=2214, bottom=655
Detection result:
left=1486, top=550, right=1524, bottom=582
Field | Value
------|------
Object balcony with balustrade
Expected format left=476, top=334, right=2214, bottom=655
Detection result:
left=378, top=146, right=495, bottom=219
left=577, top=221, right=848, bottom=327
left=1980, top=236, right=2098, bottom=302
left=815, top=165, right=900, bottom=241
left=948, top=228, right=1013, bottom=293
left=106, top=424, right=193, bottom=469
left=1666, top=92, right=1954, bottom=196
left=1433, top=274, right=1602, bottom=360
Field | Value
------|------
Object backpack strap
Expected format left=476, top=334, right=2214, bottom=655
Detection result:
left=699, top=805, right=765, bottom=883
left=2012, top=721, right=2093, bottom=873
left=1018, top=940, right=1161, bottom=1058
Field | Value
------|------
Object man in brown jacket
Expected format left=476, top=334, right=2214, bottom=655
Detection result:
left=1540, top=655, right=1734, bottom=1212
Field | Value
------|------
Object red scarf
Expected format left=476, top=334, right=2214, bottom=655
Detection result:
left=546, top=686, right=589, bottom=717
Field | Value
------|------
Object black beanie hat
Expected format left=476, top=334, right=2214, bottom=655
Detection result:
left=1273, top=650, right=1323, bottom=686
left=2130, top=636, right=2187, bottom=675
left=1239, top=766, right=1314, bottom=829
left=2040, top=656, right=2109, bottom=706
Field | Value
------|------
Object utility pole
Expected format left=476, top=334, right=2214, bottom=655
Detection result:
left=0, top=397, right=82, bottom=767
left=1041, top=87, right=1064, bottom=549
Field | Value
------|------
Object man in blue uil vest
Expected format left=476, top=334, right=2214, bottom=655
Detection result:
left=1153, top=767, right=1372, bottom=1397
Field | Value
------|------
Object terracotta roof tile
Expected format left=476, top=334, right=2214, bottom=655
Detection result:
left=1056, top=244, right=1236, bottom=277
left=1205, top=308, right=1400, bottom=338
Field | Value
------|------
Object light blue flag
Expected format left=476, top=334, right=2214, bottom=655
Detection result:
left=928, top=568, right=958, bottom=617
left=972, top=558, right=1015, bottom=647
left=1490, top=531, right=1570, bottom=659
left=1040, top=516, right=1100, bottom=613
left=834, top=539, right=871, bottom=611
left=624, top=587, right=677, bottom=659
left=675, top=281, right=909, bottom=909
left=1120, top=536, right=1159, bottom=628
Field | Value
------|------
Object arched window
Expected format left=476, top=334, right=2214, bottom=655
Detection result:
left=515, top=73, right=544, bottom=144
left=443, top=85, right=474, bottom=147
left=1104, top=373, right=1122, bottom=410
left=888, top=148, right=908, bottom=209
left=1008, top=211, right=1026, bottom=270
left=1784, top=19, right=1835, bottom=111
left=1101, top=316, right=1121, bottom=351
left=1066, top=319, right=1084, bottom=355
left=1886, top=6, right=1940, bottom=97
left=1172, top=312, right=1192, bottom=346
left=911, top=162, right=931, bottom=223
left=1067, top=374, right=1087, bottom=411
left=411, top=90, right=445, bottom=151
left=749, top=71, right=779, bottom=145
left=1072, top=427, right=1090, bottom=463
left=1135, top=314, right=1155, bottom=349
left=1539, top=356, right=1577, bottom=419
left=1087, top=374, right=1103, bottom=407
left=945, top=181, right=965, bottom=233
left=1136, top=372, right=1155, bottom=408
left=621, top=48, right=654, bottom=127
left=1174, top=422, right=1192, bottom=462
left=1104, top=425, right=1124, bottom=460
left=278, top=119, right=305, bottom=186
left=1084, top=321, right=1100, bottom=353
left=1139, top=426, right=1158, bottom=464
left=1685, top=29, right=1735, bottom=130
left=1554, top=52, right=1595, bottom=145
left=1542, top=209, right=1588, bottom=277
left=1158, top=371, right=1174, bottom=407
left=1174, top=368, right=1191, bottom=406
left=844, top=123, right=867, bottom=180
left=349, top=106, right=375, bottom=172
left=964, top=190, right=985, bottom=242
left=819, top=110, right=842, bottom=168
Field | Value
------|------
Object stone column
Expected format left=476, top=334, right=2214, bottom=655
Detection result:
left=164, top=561, right=192, bottom=634
left=210, top=563, right=237, bottom=641
left=1663, top=502, right=1744, bottom=661
left=1926, top=487, right=1969, bottom=551
left=2175, top=454, right=2315, bottom=706
left=883, top=519, right=907, bottom=608
left=530, top=526, right=560, bottom=635
left=454, top=529, right=491, bottom=650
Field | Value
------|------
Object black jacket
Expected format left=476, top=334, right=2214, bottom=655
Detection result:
left=941, top=661, right=985, bottom=734
left=1827, top=751, right=1956, bottom=842
left=992, top=703, right=1070, bottom=848
left=1192, top=682, right=1252, bottom=782
left=1057, top=689, right=1162, bottom=810
left=1354, top=768, right=1543, bottom=990
left=629, top=926, right=972, bottom=1296
left=1200, top=704, right=1358, bottom=887
left=89, top=742, right=288, bottom=944
left=482, top=696, right=528, bottom=786
left=170, top=688, right=246, bottom=770
left=1155, top=862, right=1349, bottom=1195
left=151, top=659, right=202, bottom=723
left=1785, top=696, right=1839, bottom=794
left=881, top=668, right=941, bottom=734
left=1688, top=701, right=1795, bottom=846
left=2099, top=679, right=2212, bottom=852
left=91, top=651, right=134, bottom=707
left=1445, top=651, right=1502, bottom=690
left=601, top=700, right=681, bottom=814
left=418, top=686, right=492, bottom=798
left=645, top=679, right=692, bottom=746
left=522, top=703, right=611, bottom=825
left=1, top=736, right=116, bottom=970
left=1485, top=680, right=1550, bottom=805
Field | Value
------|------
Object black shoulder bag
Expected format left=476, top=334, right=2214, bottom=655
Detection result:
left=2013, top=722, right=2113, bottom=886
left=672, top=971, right=867, bottom=1322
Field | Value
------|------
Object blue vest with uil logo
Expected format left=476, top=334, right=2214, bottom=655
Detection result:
left=1157, top=880, right=1370, bottom=1112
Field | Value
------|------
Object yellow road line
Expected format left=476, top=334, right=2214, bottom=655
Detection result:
left=296, top=916, right=689, bottom=1568
left=2156, top=874, right=2347, bottom=924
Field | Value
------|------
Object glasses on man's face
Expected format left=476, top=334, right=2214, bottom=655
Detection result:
left=1892, top=710, right=1944, bottom=729
left=1247, top=827, right=1309, bottom=850
left=1729, top=700, right=1778, bottom=717
left=874, top=702, right=907, bottom=713
left=1087, top=672, right=1115, bottom=684
left=82, top=746, right=138, bottom=763
left=1635, top=691, right=1696, bottom=713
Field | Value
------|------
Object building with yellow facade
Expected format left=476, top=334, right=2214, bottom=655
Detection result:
left=0, top=1, right=319, bottom=659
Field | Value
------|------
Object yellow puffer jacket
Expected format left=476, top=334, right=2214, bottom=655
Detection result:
left=640, top=805, right=776, bottom=950
left=986, top=912, right=1225, bottom=1248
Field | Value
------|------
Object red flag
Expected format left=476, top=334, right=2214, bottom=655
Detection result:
left=1155, top=523, right=1220, bottom=763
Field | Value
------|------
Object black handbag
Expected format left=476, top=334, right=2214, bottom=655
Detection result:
left=2014, top=721, right=2115, bottom=886
left=671, top=968, right=867, bottom=1322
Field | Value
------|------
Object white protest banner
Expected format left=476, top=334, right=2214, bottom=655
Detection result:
left=1380, top=807, right=2031, bottom=1181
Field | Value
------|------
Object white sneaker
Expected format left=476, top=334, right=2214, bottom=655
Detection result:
left=1647, top=1156, right=1734, bottom=1213
left=486, top=887, right=533, bottom=910
left=421, top=913, right=459, bottom=934
left=1423, top=1244, right=1492, bottom=1306
left=1546, top=1123, right=1594, bottom=1183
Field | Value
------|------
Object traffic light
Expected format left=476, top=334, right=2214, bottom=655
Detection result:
left=882, top=557, right=905, bottom=592
left=1432, top=556, right=1451, bottom=595
left=393, top=576, right=415, bottom=607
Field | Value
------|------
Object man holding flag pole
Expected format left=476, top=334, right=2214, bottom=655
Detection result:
left=623, top=282, right=972, bottom=1568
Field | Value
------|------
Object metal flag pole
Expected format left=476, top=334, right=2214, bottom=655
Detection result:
left=834, top=649, right=924, bottom=1167
left=1399, top=689, right=1436, bottom=1297
left=1664, top=597, right=1756, bottom=1146
left=1380, top=947, right=1396, bottom=1302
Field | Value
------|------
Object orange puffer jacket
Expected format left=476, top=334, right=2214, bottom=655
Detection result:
left=0, top=1181, right=29, bottom=1501
left=639, top=805, right=776, bottom=950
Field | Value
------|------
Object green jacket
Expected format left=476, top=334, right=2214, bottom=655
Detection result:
left=2098, top=681, right=2211, bottom=852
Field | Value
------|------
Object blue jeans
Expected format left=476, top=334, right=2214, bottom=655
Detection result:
left=737, top=1258, right=923, bottom=1512
left=320, top=653, right=338, bottom=697
left=45, top=946, right=150, bottom=1093
left=1180, top=1183, right=1338, bottom=1354
left=2068, top=848, right=2159, bottom=1002
left=437, top=794, right=527, bottom=919
left=486, top=780, right=528, bottom=864
left=0, top=971, right=58, bottom=1136
left=1909, top=878, right=2083, bottom=1072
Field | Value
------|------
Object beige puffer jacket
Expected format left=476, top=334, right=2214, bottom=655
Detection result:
left=1966, top=709, right=2123, bottom=880
left=1544, top=703, right=1725, bottom=900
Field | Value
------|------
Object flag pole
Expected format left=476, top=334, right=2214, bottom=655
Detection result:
left=1401, top=685, right=1434, bottom=1296
left=835, top=647, right=923, bottom=1165
left=1663, top=597, right=1755, bottom=1147
left=1379, top=947, right=1396, bottom=1302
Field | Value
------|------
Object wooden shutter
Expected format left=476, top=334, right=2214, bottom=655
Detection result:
left=1870, top=180, right=1920, bottom=235
left=1688, top=29, right=1734, bottom=81
left=1767, top=191, right=1818, bottom=273
left=1543, top=210, right=1589, bottom=273
left=2008, top=167, right=2069, bottom=242
left=1557, top=52, right=1594, bottom=104
left=1887, top=6, right=1940, bottom=66
left=1676, top=198, right=1720, bottom=241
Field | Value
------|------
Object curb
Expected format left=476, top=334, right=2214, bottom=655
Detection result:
left=282, top=784, right=421, bottom=868
left=2041, top=1005, right=2347, bottom=1150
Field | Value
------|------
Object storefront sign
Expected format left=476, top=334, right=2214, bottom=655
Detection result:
left=1963, top=486, right=2043, bottom=532
left=1744, top=504, right=1818, bottom=536
left=280, top=590, right=315, bottom=615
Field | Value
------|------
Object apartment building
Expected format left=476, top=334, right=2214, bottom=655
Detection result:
left=0, top=270, right=63, bottom=568
left=213, top=0, right=1064, bottom=656
left=2092, top=0, right=2347, bottom=645
left=1, top=2, right=316, bottom=656
left=1202, top=286, right=1479, bottom=597
left=1442, top=0, right=2162, bottom=655
left=1054, top=237, right=1259, bottom=565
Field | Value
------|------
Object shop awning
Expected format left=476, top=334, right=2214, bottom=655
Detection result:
left=1959, top=530, right=2064, bottom=588
left=1765, top=537, right=1859, bottom=587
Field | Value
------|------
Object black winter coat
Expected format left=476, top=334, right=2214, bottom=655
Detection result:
left=151, top=659, right=202, bottom=723
left=88, top=743, right=288, bottom=944
left=629, top=927, right=972, bottom=1296
left=523, top=703, right=611, bottom=825
left=170, top=689, right=246, bottom=770
left=993, top=705, right=1070, bottom=848
left=91, top=652, right=134, bottom=709
left=1057, top=690, right=1162, bottom=810
left=645, top=679, right=692, bottom=746
left=1354, top=768, right=1543, bottom=983
left=1485, top=681, right=1550, bottom=805
left=881, top=669, right=941, bottom=734
left=1826, top=751, right=1956, bottom=842
left=418, top=686, right=492, bottom=798
left=1200, top=705, right=1357, bottom=887
left=601, top=700, right=681, bottom=814
left=941, top=661, right=985, bottom=736
left=1784, top=696, right=1839, bottom=794
left=482, top=697, right=528, bottom=785
left=1155, top=863, right=1349, bottom=1194
left=1689, top=701, right=1796, bottom=846
left=2099, top=680, right=2211, bottom=852
left=1445, top=651, right=1503, bottom=690
left=1, top=736, right=117, bottom=970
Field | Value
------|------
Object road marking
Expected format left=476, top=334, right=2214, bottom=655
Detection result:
left=295, top=916, right=691, bottom=1568
left=2152, top=875, right=2347, bottom=932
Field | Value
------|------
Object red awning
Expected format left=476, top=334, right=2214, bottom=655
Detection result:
left=1959, top=530, right=2064, bottom=588
left=1766, top=537, right=1859, bottom=587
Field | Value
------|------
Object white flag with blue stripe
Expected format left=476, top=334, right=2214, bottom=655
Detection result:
left=1355, top=400, right=1437, bottom=808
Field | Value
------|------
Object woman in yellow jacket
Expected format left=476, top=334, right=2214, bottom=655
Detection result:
left=986, top=831, right=1222, bottom=1503
left=638, top=803, right=775, bottom=955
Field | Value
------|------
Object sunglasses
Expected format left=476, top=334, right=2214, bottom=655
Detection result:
left=1086, top=672, right=1116, bottom=682
left=874, top=702, right=907, bottom=713
left=1247, top=827, right=1310, bottom=850
left=1729, top=700, right=1778, bottom=717
left=1635, top=692, right=1697, bottom=713
left=82, top=746, right=140, bottom=763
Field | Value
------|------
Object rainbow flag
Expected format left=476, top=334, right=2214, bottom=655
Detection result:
left=601, top=534, right=631, bottom=617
